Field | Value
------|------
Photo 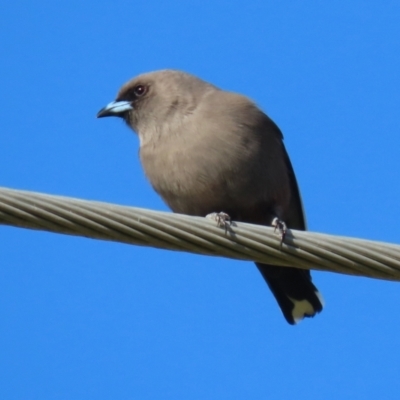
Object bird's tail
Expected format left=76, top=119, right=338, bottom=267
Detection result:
left=255, top=263, right=324, bottom=325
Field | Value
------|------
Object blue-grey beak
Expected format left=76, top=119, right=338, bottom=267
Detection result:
left=97, top=100, right=133, bottom=118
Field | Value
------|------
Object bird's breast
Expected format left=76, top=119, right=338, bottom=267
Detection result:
left=139, top=139, right=228, bottom=214
left=139, top=128, right=289, bottom=217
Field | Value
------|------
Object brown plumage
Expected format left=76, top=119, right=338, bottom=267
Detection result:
left=97, top=70, right=323, bottom=324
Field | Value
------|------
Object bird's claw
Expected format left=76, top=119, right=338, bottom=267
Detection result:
left=271, top=217, right=287, bottom=244
left=206, top=212, right=231, bottom=231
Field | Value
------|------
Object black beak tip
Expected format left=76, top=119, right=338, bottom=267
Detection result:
left=97, top=108, right=110, bottom=118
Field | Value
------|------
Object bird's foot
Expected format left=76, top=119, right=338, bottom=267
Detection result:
left=206, top=212, right=232, bottom=232
left=271, top=217, right=287, bottom=244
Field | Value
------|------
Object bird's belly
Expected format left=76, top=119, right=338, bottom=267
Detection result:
left=140, top=143, right=273, bottom=217
left=145, top=158, right=233, bottom=214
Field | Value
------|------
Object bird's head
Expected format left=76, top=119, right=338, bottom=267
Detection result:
left=97, top=70, right=216, bottom=141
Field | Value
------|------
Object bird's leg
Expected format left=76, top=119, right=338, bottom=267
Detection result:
left=271, top=217, right=287, bottom=244
left=206, top=212, right=231, bottom=232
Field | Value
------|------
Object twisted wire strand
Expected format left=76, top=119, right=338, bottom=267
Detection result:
left=1, top=186, right=400, bottom=281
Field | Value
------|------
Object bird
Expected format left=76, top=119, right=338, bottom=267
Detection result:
left=97, top=69, right=323, bottom=324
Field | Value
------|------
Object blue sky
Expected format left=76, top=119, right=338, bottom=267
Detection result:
left=1, top=1, right=400, bottom=398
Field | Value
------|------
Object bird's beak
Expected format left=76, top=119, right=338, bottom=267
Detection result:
left=97, top=100, right=133, bottom=118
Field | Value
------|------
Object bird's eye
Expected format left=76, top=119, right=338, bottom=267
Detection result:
left=133, top=85, right=147, bottom=97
